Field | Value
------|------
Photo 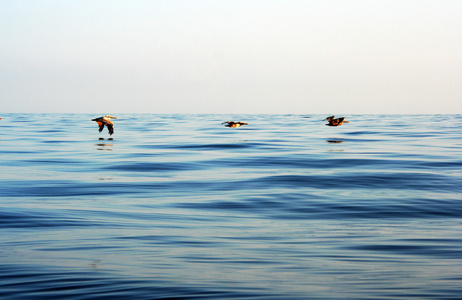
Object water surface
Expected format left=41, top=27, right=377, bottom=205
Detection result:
left=1, top=114, right=461, bottom=299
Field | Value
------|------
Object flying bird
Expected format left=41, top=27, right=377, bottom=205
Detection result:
left=222, top=121, right=249, bottom=128
left=325, top=116, right=349, bottom=126
left=92, top=115, right=118, bottom=135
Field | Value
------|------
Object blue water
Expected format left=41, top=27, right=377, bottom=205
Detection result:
left=1, top=114, right=461, bottom=299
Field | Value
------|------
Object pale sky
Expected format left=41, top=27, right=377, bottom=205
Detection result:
left=1, top=0, right=461, bottom=114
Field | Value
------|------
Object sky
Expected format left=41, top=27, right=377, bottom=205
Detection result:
left=1, top=0, right=461, bottom=114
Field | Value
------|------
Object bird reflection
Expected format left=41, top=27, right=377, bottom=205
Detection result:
left=96, top=138, right=113, bottom=151
left=327, top=140, right=343, bottom=144
left=326, top=138, right=345, bottom=151
left=89, top=259, right=103, bottom=269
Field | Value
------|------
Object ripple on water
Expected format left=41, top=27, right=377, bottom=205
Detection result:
left=1, top=114, right=462, bottom=299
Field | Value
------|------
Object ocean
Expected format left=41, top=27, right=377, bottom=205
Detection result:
left=0, top=113, right=461, bottom=299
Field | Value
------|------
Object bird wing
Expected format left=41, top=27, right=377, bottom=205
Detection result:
left=337, top=117, right=345, bottom=123
left=326, top=116, right=334, bottom=122
left=96, top=121, right=104, bottom=132
left=106, top=123, right=114, bottom=135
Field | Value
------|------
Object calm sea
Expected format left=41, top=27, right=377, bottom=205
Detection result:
left=1, top=114, right=461, bottom=299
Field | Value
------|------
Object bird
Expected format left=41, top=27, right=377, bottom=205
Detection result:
left=92, top=115, right=118, bottom=135
left=222, top=121, right=249, bottom=128
left=325, top=116, right=349, bottom=126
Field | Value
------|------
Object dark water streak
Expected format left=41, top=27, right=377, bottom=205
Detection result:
left=0, top=114, right=461, bottom=299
